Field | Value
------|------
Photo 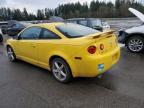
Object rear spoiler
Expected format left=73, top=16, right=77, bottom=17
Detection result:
left=92, top=30, right=115, bottom=39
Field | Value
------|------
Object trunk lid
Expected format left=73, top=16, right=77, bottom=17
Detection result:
left=84, top=30, right=118, bottom=55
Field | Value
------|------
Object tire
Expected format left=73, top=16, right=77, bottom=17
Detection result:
left=126, top=36, right=144, bottom=53
left=7, top=46, right=17, bottom=62
left=50, top=58, right=73, bottom=83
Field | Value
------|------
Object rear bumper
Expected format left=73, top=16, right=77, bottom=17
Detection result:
left=73, top=47, right=120, bottom=77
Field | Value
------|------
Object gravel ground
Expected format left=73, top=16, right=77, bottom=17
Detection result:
left=0, top=43, right=144, bottom=108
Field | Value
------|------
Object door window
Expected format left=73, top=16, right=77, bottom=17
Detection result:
left=19, top=27, right=41, bottom=39
left=40, top=28, right=60, bottom=39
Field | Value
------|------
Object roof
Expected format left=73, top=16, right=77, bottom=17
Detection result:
left=33, top=22, right=63, bottom=27
left=28, top=23, right=65, bottom=30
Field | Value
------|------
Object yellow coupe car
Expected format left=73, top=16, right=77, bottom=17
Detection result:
left=6, top=23, right=120, bottom=83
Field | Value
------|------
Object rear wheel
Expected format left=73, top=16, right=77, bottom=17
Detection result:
left=126, top=36, right=144, bottom=53
left=50, top=58, right=72, bottom=83
left=7, top=46, right=17, bottom=62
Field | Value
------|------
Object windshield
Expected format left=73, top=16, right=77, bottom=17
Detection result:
left=91, top=19, right=102, bottom=27
left=56, top=23, right=100, bottom=38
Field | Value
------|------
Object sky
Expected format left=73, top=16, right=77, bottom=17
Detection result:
left=0, top=0, right=115, bottom=13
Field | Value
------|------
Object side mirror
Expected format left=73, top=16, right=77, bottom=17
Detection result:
left=12, top=34, right=21, bottom=40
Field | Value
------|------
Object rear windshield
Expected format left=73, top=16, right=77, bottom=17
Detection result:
left=56, top=23, right=100, bottom=38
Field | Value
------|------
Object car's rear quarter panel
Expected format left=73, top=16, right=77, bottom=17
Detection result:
left=37, top=39, right=90, bottom=77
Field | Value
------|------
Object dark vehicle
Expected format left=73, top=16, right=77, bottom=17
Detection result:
left=118, top=8, right=144, bottom=53
left=0, top=22, right=8, bottom=34
left=66, top=18, right=110, bottom=31
left=50, top=16, right=64, bottom=22
left=37, top=16, right=65, bottom=24
left=1, top=25, right=8, bottom=34
left=0, top=34, right=3, bottom=43
left=7, top=20, right=31, bottom=36
left=0, top=22, right=8, bottom=27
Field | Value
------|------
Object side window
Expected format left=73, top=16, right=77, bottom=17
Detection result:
left=19, top=27, right=41, bottom=40
left=79, top=20, right=87, bottom=26
left=40, top=29, right=60, bottom=39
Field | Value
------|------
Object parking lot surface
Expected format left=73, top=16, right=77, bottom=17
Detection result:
left=0, top=43, right=144, bottom=108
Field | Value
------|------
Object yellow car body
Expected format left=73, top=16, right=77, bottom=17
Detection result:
left=6, top=23, right=120, bottom=79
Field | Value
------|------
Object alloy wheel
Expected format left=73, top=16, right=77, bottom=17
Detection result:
left=128, top=38, right=144, bottom=52
left=52, top=61, right=68, bottom=82
left=7, top=47, right=15, bottom=61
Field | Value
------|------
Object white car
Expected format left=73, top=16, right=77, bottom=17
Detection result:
left=0, top=28, right=3, bottom=43
left=118, top=8, right=144, bottom=53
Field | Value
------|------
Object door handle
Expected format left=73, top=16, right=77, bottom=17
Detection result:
left=31, top=45, right=36, bottom=48
left=30, top=44, right=36, bottom=48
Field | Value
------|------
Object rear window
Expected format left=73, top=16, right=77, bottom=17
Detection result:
left=56, top=23, right=100, bottom=38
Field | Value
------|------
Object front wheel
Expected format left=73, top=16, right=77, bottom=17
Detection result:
left=126, top=36, right=144, bottom=53
left=50, top=58, right=73, bottom=83
left=7, top=46, right=17, bottom=62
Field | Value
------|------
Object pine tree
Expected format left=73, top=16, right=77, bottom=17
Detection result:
left=23, top=8, right=28, bottom=20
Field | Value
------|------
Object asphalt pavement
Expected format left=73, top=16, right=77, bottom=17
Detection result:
left=0, top=43, right=144, bottom=108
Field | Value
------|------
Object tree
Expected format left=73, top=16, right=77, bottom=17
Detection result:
left=23, top=8, right=28, bottom=20
left=0, top=0, right=143, bottom=21
left=37, top=9, right=45, bottom=20
left=12, top=9, right=23, bottom=21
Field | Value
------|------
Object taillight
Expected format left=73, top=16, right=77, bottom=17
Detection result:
left=100, top=44, right=104, bottom=50
left=87, top=46, right=96, bottom=54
